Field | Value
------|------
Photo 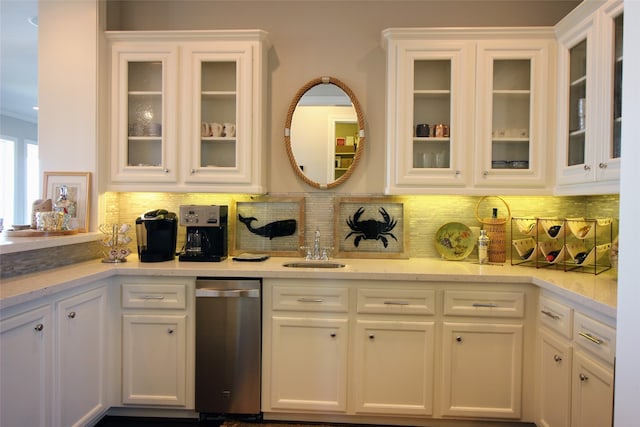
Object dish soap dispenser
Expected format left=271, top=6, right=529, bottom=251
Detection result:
left=478, top=229, right=490, bottom=264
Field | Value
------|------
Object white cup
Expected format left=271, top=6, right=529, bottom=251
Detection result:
left=435, top=151, right=447, bottom=168
left=210, top=122, right=223, bottom=137
left=223, top=123, right=236, bottom=137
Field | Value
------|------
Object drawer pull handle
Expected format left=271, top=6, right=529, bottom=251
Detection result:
left=141, top=295, right=165, bottom=300
left=553, top=354, right=562, bottom=362
left=541, top=309, right=561, bottom=320
left=298, top=298, right=324, bottom=303
left=578, top=331, right=603, bottom=345
left=472, top=303, right=497, bottom=308
left=383, top=301, right=409, bottom=306
left=34, top=323, right=44, bottom=332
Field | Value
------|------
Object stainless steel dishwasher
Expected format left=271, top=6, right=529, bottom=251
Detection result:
left=195, top=278, right=261, bottom=416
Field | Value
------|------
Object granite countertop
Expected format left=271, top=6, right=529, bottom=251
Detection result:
left=0, top=255, right=618, bottom=320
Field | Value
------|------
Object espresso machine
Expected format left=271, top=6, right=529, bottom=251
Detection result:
left=178, top=205, right=228, bottom=262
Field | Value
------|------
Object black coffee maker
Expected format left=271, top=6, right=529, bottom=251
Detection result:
left=178, top=205, right=228, bottom=262
left=135, top=209, right=178, bottom=262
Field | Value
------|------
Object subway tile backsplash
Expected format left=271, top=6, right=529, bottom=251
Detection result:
left=105, top=192, right=619, bottom=259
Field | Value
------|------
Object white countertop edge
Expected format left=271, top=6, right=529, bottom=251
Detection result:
left=0, top=232, right=102, bottom=254
left=0, top=257, right=618, bottom=319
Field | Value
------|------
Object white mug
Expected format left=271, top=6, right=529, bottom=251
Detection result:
left=210, top=122, right=223, bottom=137
left=223, top=123, right=236, bottom=137
left=201, top=122, right=211, bottom=137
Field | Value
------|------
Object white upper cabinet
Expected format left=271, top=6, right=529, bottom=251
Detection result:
left=106, top=31, right=269, bottom=193
left=555, top=0, right=623, bottom=194
left=382, top=28, right=555, bottom=195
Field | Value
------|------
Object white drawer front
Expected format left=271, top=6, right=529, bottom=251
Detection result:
left=443, top=290, right=525, bottom=318
left=573, top=312, right=616, bottom=365
left=272, top=286, right=349, bottom=312
left=357, top=288, right=436, bottom=315
left=539, top=295, right=573, bottom=339
left=122, top=283, right=187, bottom=309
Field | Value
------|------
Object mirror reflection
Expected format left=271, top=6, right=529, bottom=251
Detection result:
left=285, top=77, right=364, bottom=189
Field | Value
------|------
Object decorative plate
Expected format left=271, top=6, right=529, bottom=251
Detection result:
left=434, top=222, right=475, bottom=261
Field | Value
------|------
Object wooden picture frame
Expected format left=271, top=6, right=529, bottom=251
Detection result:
left=42, top=172, right=91, bottom=232
left=334, top=197, right=407, bottom=258
left=231, top=196, right=305, bottom=256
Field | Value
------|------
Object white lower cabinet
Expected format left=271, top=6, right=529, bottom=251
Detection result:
left=263, top=279, right=534, bottom=424
left=117, top=277, right=195, bottom=409
left=122, top=314, right=187, bottom=406
left=0, top=304, right=52, bottom=427
left=0, top=281, right=108, bottom=427
left=536, top=292, right=616, bottom=427
left=55, top=286, right=108, bottom=426
left=353, top=319, right=435, bottom=416
left=270, top=316, right=349, bottom=412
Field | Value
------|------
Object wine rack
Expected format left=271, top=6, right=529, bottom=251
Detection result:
left=510, top=217, right=613, bottom=275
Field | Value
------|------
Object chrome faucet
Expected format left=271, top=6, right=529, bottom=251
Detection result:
left=303, top=228, right=329, bottom=261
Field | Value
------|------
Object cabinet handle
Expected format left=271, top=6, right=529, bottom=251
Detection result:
left=369, top=334, right=375, bottom=340
left=455, top=336, right=463, bottom=343
left=553, top=354, right=562, bottom=362
left=191, top=168, right=196, bottom=174
left=163, top=168, right=169, bottom=173
left=168, top=328, right=174, bottom=335
left=34, top=323, right=44, bottom=332
left=578, top=331, right=603, bottom=345
left=579, top=373, right=589, bottom=382
left=599, top=162, right=608, bottom=169
left=67, top=311, right=76, bottom=319
left=141, top=295, right=165, bottom=300
left=297, top=298, right=324, bottom=303
left=472, top=303, right=497, bottom=308
left=541, top=309, right=561, bottom=320
left=455, top=170, right=461, bottom=176
left=383, top=301, right=409, bottom=306
left=330, top=332, right=337, bottom=338
left=584, top=164, right=591, bottom=171
left=482, top=170, right=489, bottom=176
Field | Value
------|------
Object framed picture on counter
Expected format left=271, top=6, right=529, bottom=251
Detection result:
left=334, top=197, right=407, bottom=258
left=231, top=196, right=305, bottom=256
left=42, top=171, right=91, bottom=232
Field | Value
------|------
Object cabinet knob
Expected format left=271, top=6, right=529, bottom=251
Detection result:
left=368, top=334, right=375, bottom=340
left=455, top=170, right=461, bottom=176
left=67, top=311, right=76, bottom=319
left=34, top=323, right=44, bottom=332
left=553, top=354, right=562, bottom=362
left=330, top=332, right=337, bottom=338
left=579, top=373, right=589, bottom=382
left=584, top=164, right=591, bottom=171
left=599, top=162, right=608, bottom=169
left=168, top=328, right=174, bottom=335
left=191, top=168, right=196, bottom=174
left=163, top=168, right=170, bottom=173
left=482, top=170, right=489, bottom=176
left=455, top=336, right=463, bottom=343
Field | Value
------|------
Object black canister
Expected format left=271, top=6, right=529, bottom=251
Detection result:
left=416, top=123, right=430, bottom=137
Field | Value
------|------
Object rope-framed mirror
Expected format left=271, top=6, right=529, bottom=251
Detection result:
left=284, top=76, right=365, bottom=189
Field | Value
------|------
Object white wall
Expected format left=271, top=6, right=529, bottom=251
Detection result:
left=613, top=1, right=640, bottom=424
left=38, top=0, right=99, bottom=230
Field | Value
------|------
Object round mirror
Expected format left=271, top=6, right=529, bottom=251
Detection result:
left=285, top=77, right=365, bottom=189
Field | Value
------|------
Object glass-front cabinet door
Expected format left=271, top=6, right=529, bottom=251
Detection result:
left=556, top=0, right=622, bottom=192
left=110, top=46, right=179, bottom=183
left=383, top=32, right=474, bottom=193
left=474, top=40, right=553, bottom=188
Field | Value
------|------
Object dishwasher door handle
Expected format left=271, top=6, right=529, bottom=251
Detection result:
left=196, top=288, right=260, bottom=298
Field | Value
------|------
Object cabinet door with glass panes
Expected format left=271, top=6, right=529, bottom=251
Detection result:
left=556, top=0, right=622, bottom=190
left=383, top=34, right=474, bottom=193
left=183, top=42, right=267, bottom=192
left=110, top=45, right=179, bottom=183
left=474, top=40, right=554, bottom=188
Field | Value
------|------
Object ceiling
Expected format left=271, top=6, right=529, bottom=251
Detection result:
left=0, top=0, right=38, bottom=124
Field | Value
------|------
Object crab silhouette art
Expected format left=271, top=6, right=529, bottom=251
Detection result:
left=345, top=207, right=398, bottom=248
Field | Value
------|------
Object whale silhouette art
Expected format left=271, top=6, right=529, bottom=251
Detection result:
left=238, top=215, right=297, bottom=239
